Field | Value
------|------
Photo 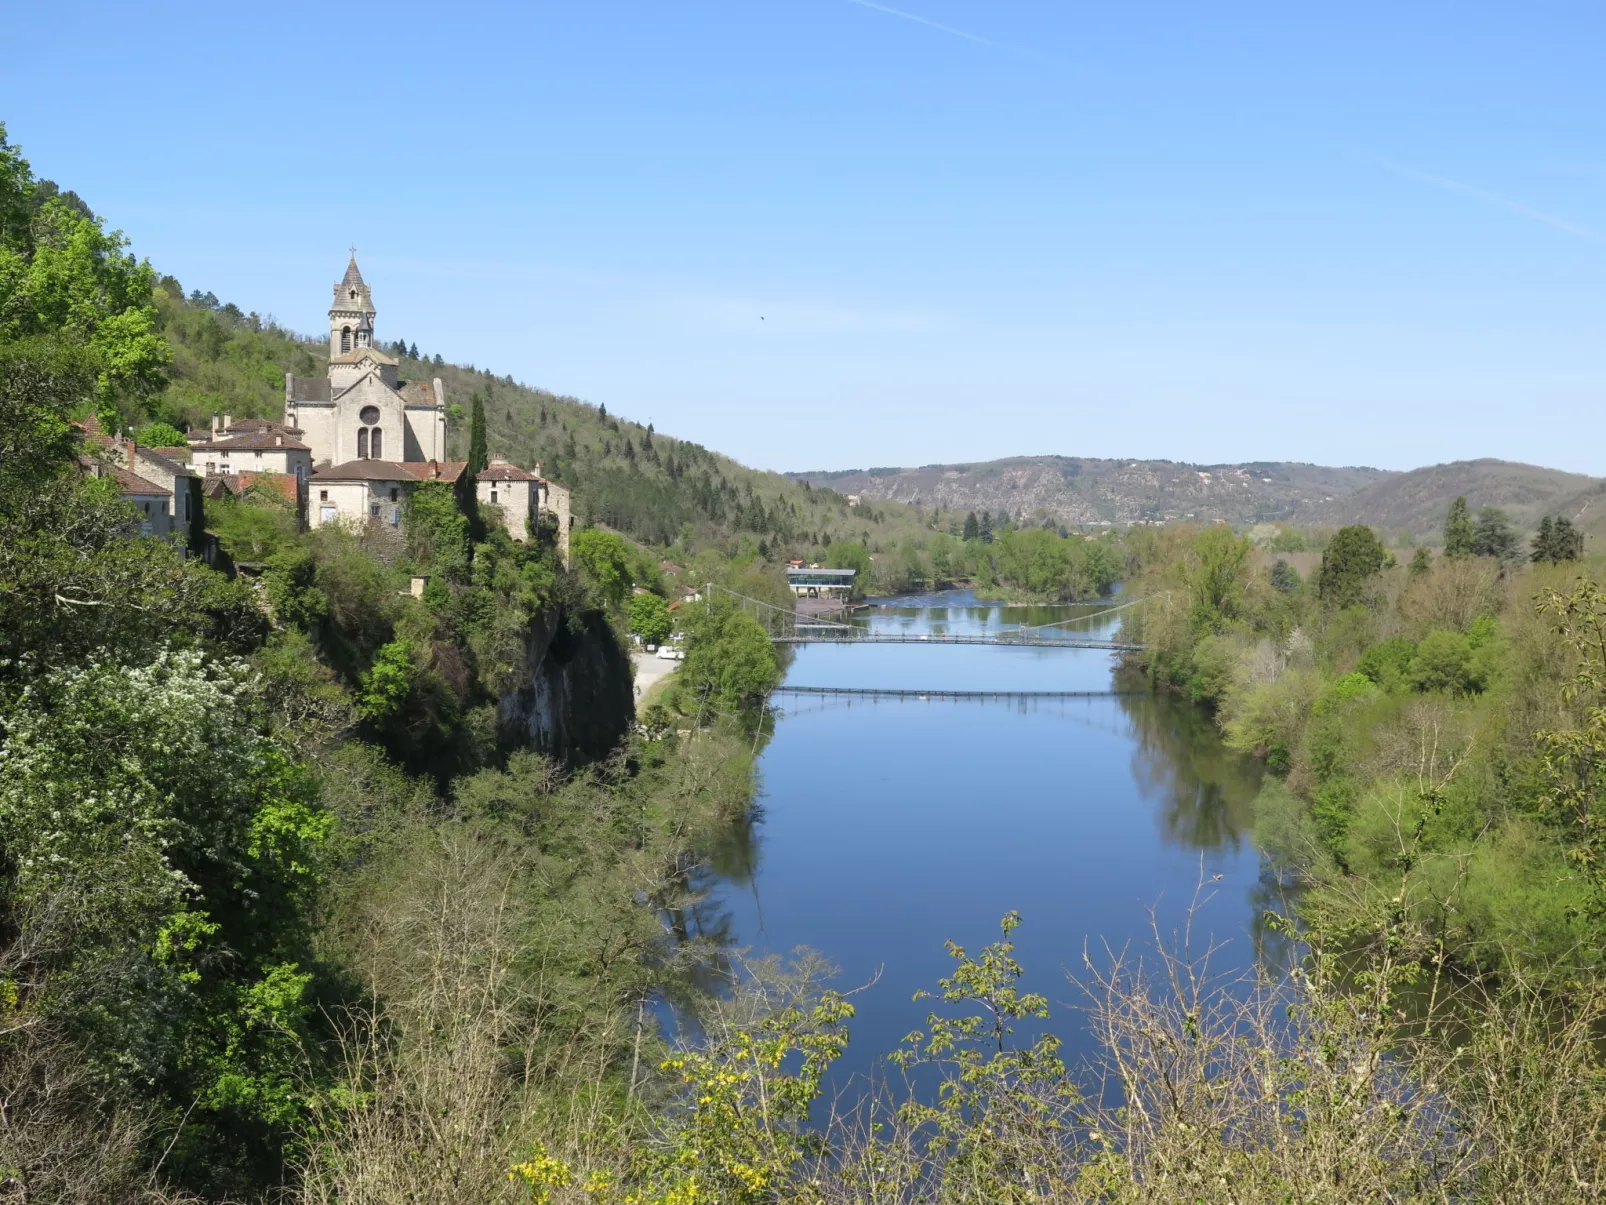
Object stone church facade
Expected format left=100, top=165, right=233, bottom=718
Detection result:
left=284, top=256, right=448, bottom=468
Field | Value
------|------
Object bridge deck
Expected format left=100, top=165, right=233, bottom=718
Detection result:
left=774, top=686, right=1137, bottom=699
left=773, top=632, right=1143, bottom=650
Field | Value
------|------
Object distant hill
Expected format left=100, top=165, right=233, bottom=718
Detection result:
left=790, top=455, right=1604, bottom=540
left=788, top=457, right=1392, bottom=527
left=1305, top=459, right=1600, bottom=536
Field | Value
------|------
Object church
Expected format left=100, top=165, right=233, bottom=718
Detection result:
left=286, top=255, right=448, bottom=468
left=276, top=256, right=565, bottom=555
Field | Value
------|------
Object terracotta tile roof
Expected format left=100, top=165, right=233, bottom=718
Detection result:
left=233, top=471, right=301, bottom=505
left=135, top=446, right=199, bottom=478
left=104, top=465, right=166, bottom=496
left=405, top=460, right=468, bottom=483
left=191, top=432, right=312, bottom=452
left=227, top=418, right=304, bottom=435
left=477, top=462, right=539, bottom=481
left=288, top=376, right=332, bottom=403
left=312, top=459, right=411, bottom=482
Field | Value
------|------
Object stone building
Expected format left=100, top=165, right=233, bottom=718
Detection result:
left=285, top=256, right=447, bottom=470
left=476, top=457, right=542, bottom=543
left=187, top=415, right=313, bottom=480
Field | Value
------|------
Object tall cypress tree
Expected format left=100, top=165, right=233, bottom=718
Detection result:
left=467, top=391, right=489, bottom=474
left=1443, top=496, right=1475, bottom=557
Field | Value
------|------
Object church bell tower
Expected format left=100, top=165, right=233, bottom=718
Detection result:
left=329, top=252, right=376, bottom=359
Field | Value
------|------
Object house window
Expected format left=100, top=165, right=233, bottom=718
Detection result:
left=319, top=489, right=328, bottom=502
left=357, top=429, right=368, bottom=459
left=389, top=488, right=398, bottom=502
left=369, top=501, right=380, bottom=519
left=490, top=489, right=498, bottom=503
left=206, top=462, right=215, bottom=473
left=254, top=450, right=262, bottom=459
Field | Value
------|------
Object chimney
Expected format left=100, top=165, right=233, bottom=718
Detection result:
left=127, top=440, right=136, bottom=470
left=490, top=454, right=508, bottom=465
left=222, top=413, right=233, bottom=432
left=532, top=462, right=543, bottom=479
left=275, top=434, right=283, bottom=446
left=211, top=414, right=221, bottom=437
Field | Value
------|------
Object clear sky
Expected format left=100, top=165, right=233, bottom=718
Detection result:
left=4, top=2, right=1602, bottom=473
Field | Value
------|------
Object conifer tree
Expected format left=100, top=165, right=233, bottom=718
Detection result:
left=1444, top=496, right=1475, bottom=557
left=410, top=342, right=420, bottom=359
left=963, top=511, right=980, bottom=541
left=468, top=391, right=489, bottom=474
left=1533, top=516, right=1555, bottom=563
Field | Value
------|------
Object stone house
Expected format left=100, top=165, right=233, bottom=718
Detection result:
left=311, top=458, right=468, bottom=530
left=475, top=457, right=542, bottom=542
left=188, top=426, right=313, bottom=481
left=76, top=416, right=201, bottom=545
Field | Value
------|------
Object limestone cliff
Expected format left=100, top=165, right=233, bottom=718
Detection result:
left=498, top=605, right=633, bottom=762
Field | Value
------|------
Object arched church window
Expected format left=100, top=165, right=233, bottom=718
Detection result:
left=341, top=326, right=352, bottom=353
left=356, top=428, right=368, bottom=459
left=370, top=427, right=383, bottom=459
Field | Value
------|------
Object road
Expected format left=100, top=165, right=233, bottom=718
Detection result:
left=631, top=650, right=678, bottom=699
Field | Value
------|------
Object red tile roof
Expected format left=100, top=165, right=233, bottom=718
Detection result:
left=191, top=431, right=312, bottom=452
left=313, top=459, right=468, bottom=484
left=477, top=463, right=539, bottom=481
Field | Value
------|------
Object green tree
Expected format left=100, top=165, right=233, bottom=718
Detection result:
left=0, top=651, right=332, bottom=1179
left=571, top=528, right=634, bottom=609
left=1269, top=557, right=1300, bottom=593
left=134, top=419, right=186, bottom=447
left=1408, top=628, right=1483, bottom=694
left=0, top=124, right=170, bottom=421
left=962, top=511, right=980, bottom=541
left=677, top=598, right=779, bottom=717
left=1318, top=524, right=1387, bottom=608
left=1184, top=526, right=1251, bottom=631
left=1443, top=495, right=1475, bottom=558
left=629, top=590, right=673, bottom=646
left=1409, top=546, right=1432, bottom=577
left=467, top=390, right=489, bottom=474
left=1472, top=505, right=1517, bottom=561
left=1533, top=514, right=1583, bottom=564
left=826, top=540, right=872, bottom=594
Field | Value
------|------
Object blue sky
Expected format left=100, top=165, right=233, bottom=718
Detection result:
left=4, top=2, right=1603, bottom=473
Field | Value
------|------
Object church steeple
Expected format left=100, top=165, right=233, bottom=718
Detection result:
left=329, top=251, right=377, bottom=359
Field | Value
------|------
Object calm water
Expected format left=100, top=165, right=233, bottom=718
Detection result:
left=693, top=591, right=1268, bottom=1081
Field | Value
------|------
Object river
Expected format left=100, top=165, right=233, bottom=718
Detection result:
left=692, top=590, right=1270, bottom=1084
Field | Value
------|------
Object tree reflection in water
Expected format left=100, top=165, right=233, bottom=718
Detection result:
left=1116, top=685, right=1261, bottom=853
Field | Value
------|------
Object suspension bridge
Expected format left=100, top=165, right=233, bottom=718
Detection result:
left=705, top=585, right=1150, bottom=652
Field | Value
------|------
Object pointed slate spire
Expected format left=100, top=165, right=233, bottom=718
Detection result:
left=341, top=249, right=366, bottom=290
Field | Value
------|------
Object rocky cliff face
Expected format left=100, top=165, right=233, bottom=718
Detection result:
left=499, top=605, right=633, bottom=762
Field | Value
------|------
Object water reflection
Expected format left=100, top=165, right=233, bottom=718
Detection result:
left=1116, top=688, right=1261, bottom=852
